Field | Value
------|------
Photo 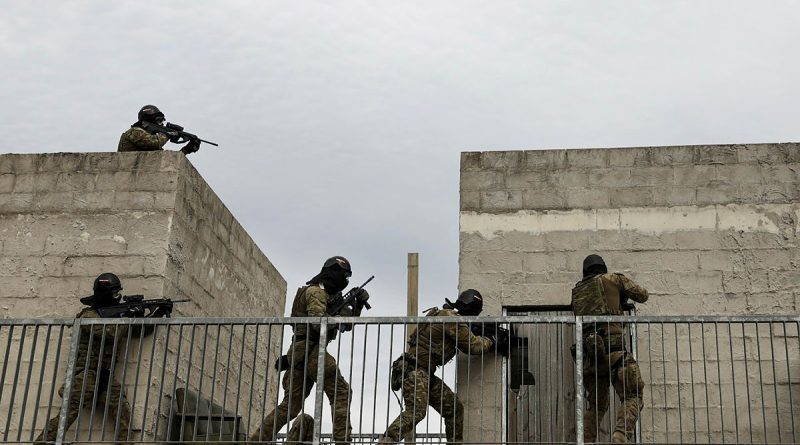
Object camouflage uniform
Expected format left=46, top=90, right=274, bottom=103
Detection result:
left=379, top=308, right=493, bottom=443
left=286, top=413, right=314, bottom=445
left=35, top=308, right=133, bottom=445
left=249, top=285, right=352, bottom=445
left=117, top=126, right=168, bottom=152
left=571, top=273, right=649, bottom=443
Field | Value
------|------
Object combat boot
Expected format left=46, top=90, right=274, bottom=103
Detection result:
left=375, top=436, right=395, bottom=444
left=611, top=430, right=627, bottom=443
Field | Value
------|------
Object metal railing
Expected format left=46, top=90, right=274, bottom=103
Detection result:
left=0, top=315, right=797, bottom=444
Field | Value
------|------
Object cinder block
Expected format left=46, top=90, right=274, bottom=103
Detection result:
left=461, top=152, right=483, bottom=171
left=0, top=174, right=14, bottom=193
left=95, top=172, right=133, bottom=191
left=565, top=148, right=608, bottom=168
left=630, top=166, right=675, bottom=186
left=132, top=172, right=178, bottom=193
left=72, top=192, right=115, bottom=210
left=651, top=146, right=695, bottom=166
left=504, top=171, right=550, bottom=189
left=673, top=166, right=717, bottom=187
left=0, top=193, right=34, bottom=213
left=37, top=153, right=83, bottom=172
left=609, top=187, right=654, bottom=207
left=607, top=147, right=649, bottom=167
left=564, top=187, right=611, bottom=208
left=694, top=145, right=739, bottom=165
left=460, top=171, right=504, bottom=191
left=652, top=186, right=697, bottom=206
left=697, top=184, right=742, bottom=205
left=480, top=190, right=522, bottom=212
left=588, top=167, right=632, bottom=187
left=460, top=191, right=480, bottom=211
left=481, top=151, right=522, bottom=170
left=737, top=143, right=800, bottom=165
left=55, top=172, right=96, bottom=192
left=523, top=149, right=568, bottom=170
left=33, top=192, right=75, bottom=212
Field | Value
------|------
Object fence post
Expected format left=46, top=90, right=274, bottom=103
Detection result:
left=55, top=319, right=82, bottom=445
left=312, top=319, right=328, bottom=445
left=575, top=317, right=584, bottom=445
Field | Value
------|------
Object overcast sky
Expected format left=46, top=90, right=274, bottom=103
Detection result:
left=1, top=1, right=798, bottom=316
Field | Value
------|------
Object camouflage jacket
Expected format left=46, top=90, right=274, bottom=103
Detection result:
left=117, top=126, right=168, bottom=152
left=405, top=307, right=493, bottom=371
left=571, top=273, right=649, bottom=338
left=73, top=307, right=130, bottom=373
left=289, top=284, right=345, bottom=342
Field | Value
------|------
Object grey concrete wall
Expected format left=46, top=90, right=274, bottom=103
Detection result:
left=458, top=143, right=800, bottom=442
left=0, top=152, right=286, bottom=442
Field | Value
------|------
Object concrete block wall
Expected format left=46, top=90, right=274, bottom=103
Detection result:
left=458, top=143, right=800, bottom=442
left=0, top=152, right=286, bottom=442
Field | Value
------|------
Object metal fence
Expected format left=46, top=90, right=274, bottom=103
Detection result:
left=0, top=315, right=797, bottom=445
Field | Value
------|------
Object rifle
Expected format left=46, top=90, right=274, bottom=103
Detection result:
left=95, top=295, right=189, bottom=318
left=142, top=121, right=219, bottom=147
left=327, top=275, right=374, bottom=316
left=328, top=276, right=374, bottom=333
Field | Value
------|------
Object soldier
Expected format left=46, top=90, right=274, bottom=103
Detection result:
left=35, top=273, right=172, bottom=445
left=248, top=256, right=368, bottom=445
left=117, top=105, right=199, bottom=154
left=571, top=254, right=649, bottom=443
left=376, top=289, right=495, bottom=444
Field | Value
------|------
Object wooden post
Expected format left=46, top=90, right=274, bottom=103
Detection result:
left=407, top=252, right=419, bottom=316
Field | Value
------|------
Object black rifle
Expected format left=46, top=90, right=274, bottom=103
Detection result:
left=327, top=275, right=374, bottom=316
left=328, top=275, right=374, bottom=333
left=143, top=122, right=219, bottom=147
left=95, top=294, right=189, bottom=318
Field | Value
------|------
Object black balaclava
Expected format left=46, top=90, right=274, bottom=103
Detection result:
left=582, top=254, right=608, bottom=279
left=80, top=272, right=123, bottom=307
left=307, top=257, right=351, bottom=294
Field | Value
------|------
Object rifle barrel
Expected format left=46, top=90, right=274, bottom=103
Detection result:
left=198, top=138, right=219, bottom=146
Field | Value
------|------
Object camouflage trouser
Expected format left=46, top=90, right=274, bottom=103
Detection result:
left=35, top=369, right=132, bottom=445
left=583, top=352, right=644, bottom=443
left=286, top=413, right=314, bottom=445
left=249, top=341, right=352, bottom=445
left=382, top=369, right=463, bottom=443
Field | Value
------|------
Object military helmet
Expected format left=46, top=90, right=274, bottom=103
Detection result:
left=93, top=272, right=122, bottom=298
left=322, top=256, right=352, bottom=277
left=138, top=105, right=165, bottom=124
left=446, top=288, right=484, bottom=316
left=582, top=254, right=608, bottom=277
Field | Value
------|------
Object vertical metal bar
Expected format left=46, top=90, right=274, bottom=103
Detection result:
left=359, top=324, right=369, bottom=439
left=192, top=323, right=210, bottom=441
left=154, top=323, right=173, bottom=439
left=30, top=325, right=54, bottom=443
left=55, top=319, right=82, bottom=445
left=113, top=324, right=134, bottom=443
left=127, top=319, right=146, bottom=443
left=686, top=323, right=697, bottom=444
left=785, top=322, right=797, bottom=444
left=87, top=321, right=110, bottom=442
left=631, top=320, right=641, bottom=444
left=754, top=322, right=768, bottom=443
left=728, top=322, right=740, bottom=442
left=259, top=322, right=279, bottom=443
left=207, top=323, right=222, bottom=441
left=673, top=323, right=683, bottom=443
left=16, top=324, right=40, bottom=441
left=245, top=324, right=260, bottom=437
left=165, top=324, right=185, bottom=441
left=700, top=323, right=712, bottom=444
left=714, top=322, right=725, bottom=443
left=234, top=324, right=248, bottom=443
left=768, top=322, right=781, bottom=443
left=312, top=319, right=328, bottom=445
left=4, top=324, right=28, bottom=442
left=742, top=322, right=754, bottom=443
left=139, top=323, right=160, bottom=436
left=575, top=317, right=584, bottom=445
left=217, top=323, right=234, bottom=442
left=178, top=324, right=197, bottom=442
left=661, top=322, right=668, bottom=443
left=42, top=325, right=66, bottom=441
left=383, top=324, right=395, bottom=440
left=371, top=324, right=381, bottom=439
left=647, top=322, right=654, bottom=443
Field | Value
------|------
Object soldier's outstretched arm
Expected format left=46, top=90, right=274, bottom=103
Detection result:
left=613, top=274, right=649, bottom=303
left=446, top=322, right=493, bottom=354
